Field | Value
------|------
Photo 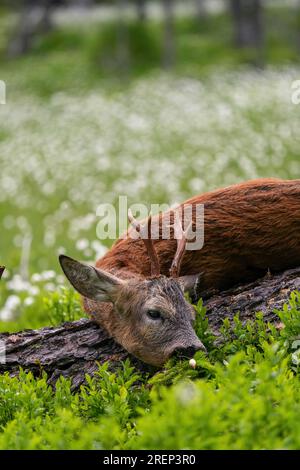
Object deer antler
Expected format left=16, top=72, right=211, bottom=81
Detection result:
left=0, top=266, right=5, bottom=280
left=128, top=209, right=160, bottom=277
left=169, top=214, right=193, bottom=278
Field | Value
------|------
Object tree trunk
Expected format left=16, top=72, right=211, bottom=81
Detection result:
left=195, top=0, right=207, bottom=23
left=0, top=267, right=4, bottom=280
left=136, top=0, right=147, bottom=21
left=296, top=0, right=300, bottom=53
left=1, top=266, right=300, bottom=389
left=7, top=0, right=54, bottom=58
left=116, top=0, right=130, bottom=76
left=229, top=0, right=264, bottom=49
left=162, top=0, right=176, bottom=68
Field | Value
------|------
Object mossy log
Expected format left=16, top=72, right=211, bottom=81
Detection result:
left=1, top=267, right=300, bottom=389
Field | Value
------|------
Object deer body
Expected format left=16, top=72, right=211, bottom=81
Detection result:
left=95, top=178, right=300, bottom=291
left=60, top=178, right=300, bottom=366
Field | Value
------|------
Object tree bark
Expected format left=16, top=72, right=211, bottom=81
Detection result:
left=136, top=0, right=147, bottom=21
left=230, top=0, right=263, bottom=49
left=1, top=267, right=300, bottom=389
left=195, top=0, right=207, bottom=23
left=162, top=0, right=175, bottom=68
left=116, top=0, right=130, bottom=76
left=7, top=0, right=54, bottom=58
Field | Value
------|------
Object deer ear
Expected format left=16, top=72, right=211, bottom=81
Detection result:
left=178, top=273, right=202, bottom=298
left=59, top=255, right=124, bottom=302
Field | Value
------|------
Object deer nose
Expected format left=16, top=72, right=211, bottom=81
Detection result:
left=173, top=342, right=206, bottom=359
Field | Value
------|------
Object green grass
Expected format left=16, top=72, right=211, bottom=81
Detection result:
left=1, top=292, right=300, bottom=449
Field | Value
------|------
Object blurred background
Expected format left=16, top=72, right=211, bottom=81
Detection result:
left=0, top=0, right=300, bottom=329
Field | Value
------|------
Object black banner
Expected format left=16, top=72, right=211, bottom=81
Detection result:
left=0, top=450, right=298, bottom=466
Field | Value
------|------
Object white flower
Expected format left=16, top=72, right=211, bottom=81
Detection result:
left=28, top=286, right=40, bottom=296
left=24, top=297, right=34, bottom=306
left=7, top=275, right=30, bottom=292
left=0, top=295, right=21, bottom=321
left=41, top=270, right=56, bottom=281
left=45, top=283, right=56, bottom=291
left=0, top=68, right=299, bottom=272
left=76, top=239, right=89, bottom=251
left=189, top=358, right=197, bottom=369
left=31, top=273, right=42, bottom=283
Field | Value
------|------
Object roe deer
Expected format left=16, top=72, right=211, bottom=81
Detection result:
left=59, top=178, right=300, bottom=366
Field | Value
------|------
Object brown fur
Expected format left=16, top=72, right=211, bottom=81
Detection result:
left=93, top=178, right=300, bottom=289
left=62, top=178, right=300, bottom=366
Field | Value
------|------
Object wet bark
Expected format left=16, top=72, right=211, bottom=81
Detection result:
left=1, top=267, right=300, bottom=389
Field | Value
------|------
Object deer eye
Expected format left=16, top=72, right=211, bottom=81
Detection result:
left=147, top=309, right=162, bottom=320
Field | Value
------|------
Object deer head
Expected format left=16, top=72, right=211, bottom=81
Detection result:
left=59, top=213, right=205, bottom=367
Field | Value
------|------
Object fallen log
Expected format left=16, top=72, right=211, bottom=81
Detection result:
left=1, top=267, right=300, bottom=389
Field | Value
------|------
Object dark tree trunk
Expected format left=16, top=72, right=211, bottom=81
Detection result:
left=296, top=0, right=300, bottom=53
left=1, top=267, right=300, bottom=389
left=162, top=0, right=175, bottom=68
left=229, top=0, right=264, bottom=49
left=195, top=0, right=207, bottom=22
left=7, top=0, right=54, bottom=57
left=0, top=267, right=4, bottom=280
left=116, top=0, right=130, bottom=76
left=136, top=0, right=147, bottom=21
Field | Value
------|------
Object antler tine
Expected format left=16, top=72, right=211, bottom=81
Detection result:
left=128, top=209, right=161, bottom=277
left=170, top=215, right=193, bottom=278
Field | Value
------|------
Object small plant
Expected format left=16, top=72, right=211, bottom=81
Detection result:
left=44, top=287, right=85, bottom=326
left=274, top=291, right=300, bottom=372
left=275, top=291, right=300, bottom=341
left=193, top=298, right=216, bottom=351
left=72, top=360, right=150, bottom=428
